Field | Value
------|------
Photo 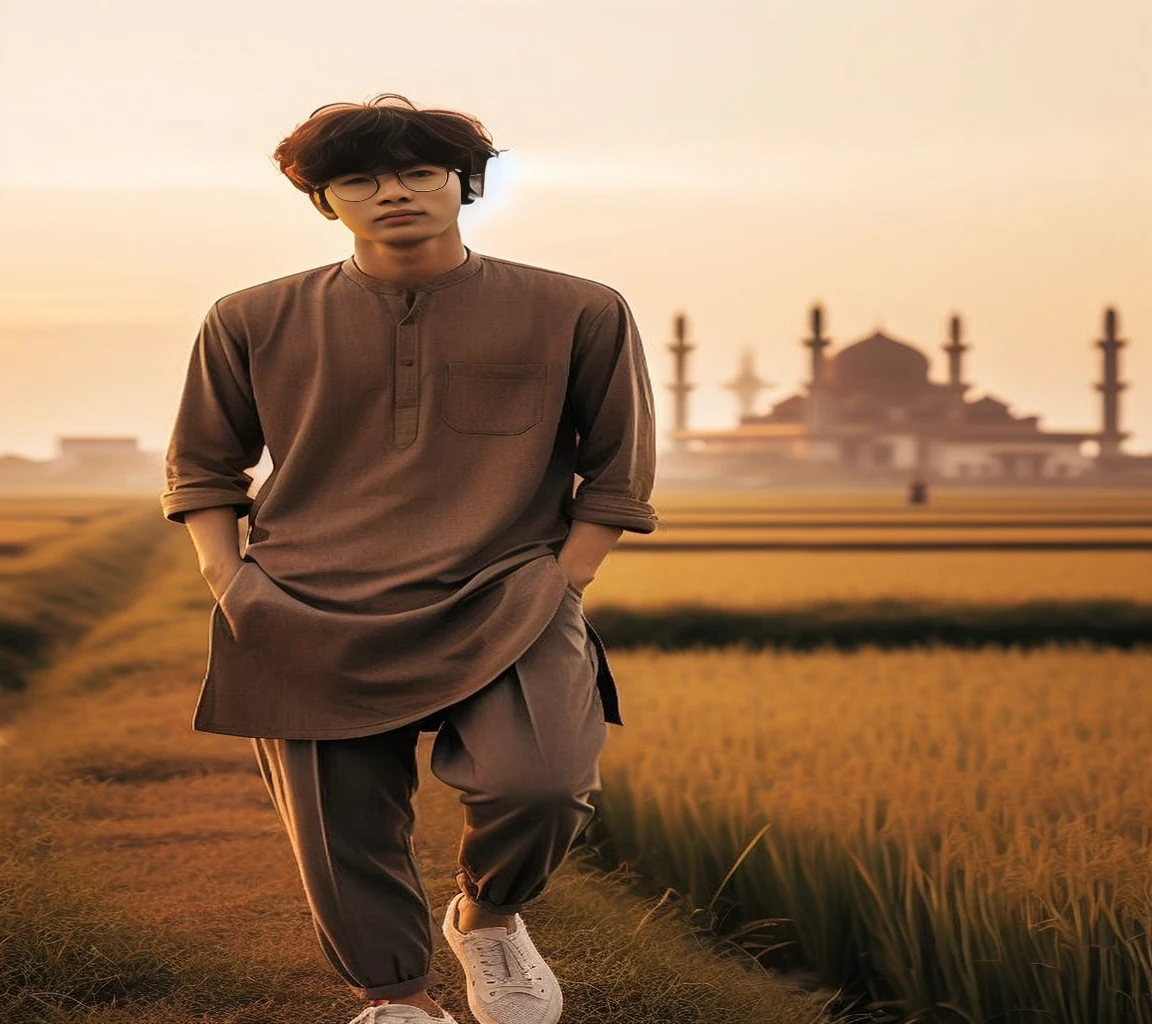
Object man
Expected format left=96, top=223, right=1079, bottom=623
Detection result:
left=160, top=93, right=659, bottom=1024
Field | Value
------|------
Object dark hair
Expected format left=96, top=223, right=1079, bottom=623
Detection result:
left=272, top=93, right=506, bottom=213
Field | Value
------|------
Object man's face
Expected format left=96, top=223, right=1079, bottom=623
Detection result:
left=312, top=162, right=463, bottom=243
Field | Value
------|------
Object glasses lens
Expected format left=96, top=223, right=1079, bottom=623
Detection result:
left=329, top=175, right=379, bottom=202
left=328, top=165, right=450, bottom=201
left=398, top=165, right=450, bottom=191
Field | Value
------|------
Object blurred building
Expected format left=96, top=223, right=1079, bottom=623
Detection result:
left=660, top=305, right=1151, bottom=486
left=0, top=436, right=163, bottom=493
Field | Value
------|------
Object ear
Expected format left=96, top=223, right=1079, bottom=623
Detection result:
left=308, top=188, right=340, bottom=220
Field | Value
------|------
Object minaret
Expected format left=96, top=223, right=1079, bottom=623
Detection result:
left=724, top=349, right=773, bottom=420
left=1095, top=306, right=1128, bottom=461
left=943, top=313, right=969, bottom=388
left=804, top=303, right=832, bottom=432
left=942, top=313, right=971, bottom=422
left=668, top=312, right=695, bottom=450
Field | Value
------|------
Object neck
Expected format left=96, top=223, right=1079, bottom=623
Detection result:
left=353, top=226, right=468, bottom=289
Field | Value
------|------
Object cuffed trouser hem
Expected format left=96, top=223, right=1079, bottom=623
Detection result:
left=357, top=967, right=444, bottom=1001
left=463, top=894, right=527, bottom=915
left=453, top=869, right=528, bottom=915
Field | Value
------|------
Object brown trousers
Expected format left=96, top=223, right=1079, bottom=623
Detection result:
left=250, top=585, right=608, bottom=1000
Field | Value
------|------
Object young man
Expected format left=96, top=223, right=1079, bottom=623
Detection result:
left=159, top=94, right=658, bottom=1024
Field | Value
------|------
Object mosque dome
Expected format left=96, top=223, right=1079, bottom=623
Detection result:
left=828, top=331, right=931, bottom=389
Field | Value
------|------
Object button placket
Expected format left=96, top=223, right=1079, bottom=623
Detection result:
left=394, top=300, right=421, bottom=448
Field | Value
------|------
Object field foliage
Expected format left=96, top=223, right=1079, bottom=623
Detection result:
left=3, top=488, right=1151, bottom=1022
left=586, top=644, right=1152, bottom=1021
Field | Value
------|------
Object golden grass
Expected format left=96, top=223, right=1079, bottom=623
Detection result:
left=582, top=489, right=1152, bottom=609
left=0, top=499, right=173, bottom=705
left=655, top=510, right=1152, bottom=522
left=600, top=645, right=1150, bottom=853
left=590, top=644, right=1152, bottom=1020
left=583, top=549, right=1152, bottom=608
left=649, top=487, right=1152, bottom=513
left=623, top=527, right=1152, bottom=545
left=0, top=497, right=153, bottom=576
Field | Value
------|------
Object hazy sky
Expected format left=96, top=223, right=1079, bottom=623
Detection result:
left=2, top=0, right=1149, bottom=460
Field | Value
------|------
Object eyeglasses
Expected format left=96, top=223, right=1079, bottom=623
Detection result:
left=322, top=164, right=462, bottom=203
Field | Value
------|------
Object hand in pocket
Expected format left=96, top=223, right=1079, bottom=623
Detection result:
left=206, top=561, right=245, bottom=604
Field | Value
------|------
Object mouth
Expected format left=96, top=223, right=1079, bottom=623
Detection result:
left=376, top=212, right=423, bottom=221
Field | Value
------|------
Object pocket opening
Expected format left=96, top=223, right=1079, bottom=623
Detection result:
left=441, top=362, right=548, bottom=435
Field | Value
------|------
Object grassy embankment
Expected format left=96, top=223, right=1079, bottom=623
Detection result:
left=0, top=497, right=174, bottom=708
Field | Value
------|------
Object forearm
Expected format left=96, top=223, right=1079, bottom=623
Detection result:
left=567, top=296, right=658, bottom=537
left=183, top=506, right=245, bottom=594
left=556, top=518, right=624, bottom=591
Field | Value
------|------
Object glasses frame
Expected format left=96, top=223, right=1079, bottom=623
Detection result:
left=318, top=165, right=465, bottom=203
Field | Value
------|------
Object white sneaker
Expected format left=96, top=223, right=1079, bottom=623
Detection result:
left=441, top=891, right=563, bottom=1024
left=346, top=1002, right=459, bottom=1023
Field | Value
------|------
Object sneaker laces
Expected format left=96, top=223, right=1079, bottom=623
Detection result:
left=469, top=932, right=545, bottom=996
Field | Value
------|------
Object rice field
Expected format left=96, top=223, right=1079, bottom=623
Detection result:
left=585, top=489, right=1152, bottom=1020
left=4, top=489, right=1151, bottom=611
left=650, top=487, right=1152, bottom=513
left=590, top=643, right=1152, bottom=1022
left=587, top=548, right=1152, bottom=608
left=585, top=488, right=1152, bottom=609
left=636, top=489, right=1152, bottom=547
left=3, top=487, right=1152, bottom=1022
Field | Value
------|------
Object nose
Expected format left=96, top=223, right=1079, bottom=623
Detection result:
left=375, top=170, right=412, bottom=200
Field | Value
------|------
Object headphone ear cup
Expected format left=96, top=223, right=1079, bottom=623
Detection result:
left=462, top=152, right=491, bottom=203
left=456, top=169, right=484, bottom=204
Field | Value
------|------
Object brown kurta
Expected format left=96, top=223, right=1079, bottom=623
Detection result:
left=160, top=246, right=658, bottom=739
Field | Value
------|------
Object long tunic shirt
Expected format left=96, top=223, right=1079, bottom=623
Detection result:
left=159, top=246, right=659, bottom=739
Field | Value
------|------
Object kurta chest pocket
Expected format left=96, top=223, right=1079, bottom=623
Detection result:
left=442, top=361, right=549, bottom=435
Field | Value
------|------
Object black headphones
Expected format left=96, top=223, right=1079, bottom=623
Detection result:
left=459, top=152, right=491, bottom=205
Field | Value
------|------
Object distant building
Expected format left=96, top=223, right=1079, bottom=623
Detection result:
left=0, top=436, right=163, bottom=492
left=660, top=305, right=1152, bottom=486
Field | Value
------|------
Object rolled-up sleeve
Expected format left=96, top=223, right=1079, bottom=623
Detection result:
left=159, top=301, right=265, bottom=525
left=567, top=294, right=659, bottom=534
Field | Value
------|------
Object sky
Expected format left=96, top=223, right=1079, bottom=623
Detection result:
left=1, top=0, right=1149, bottom=461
